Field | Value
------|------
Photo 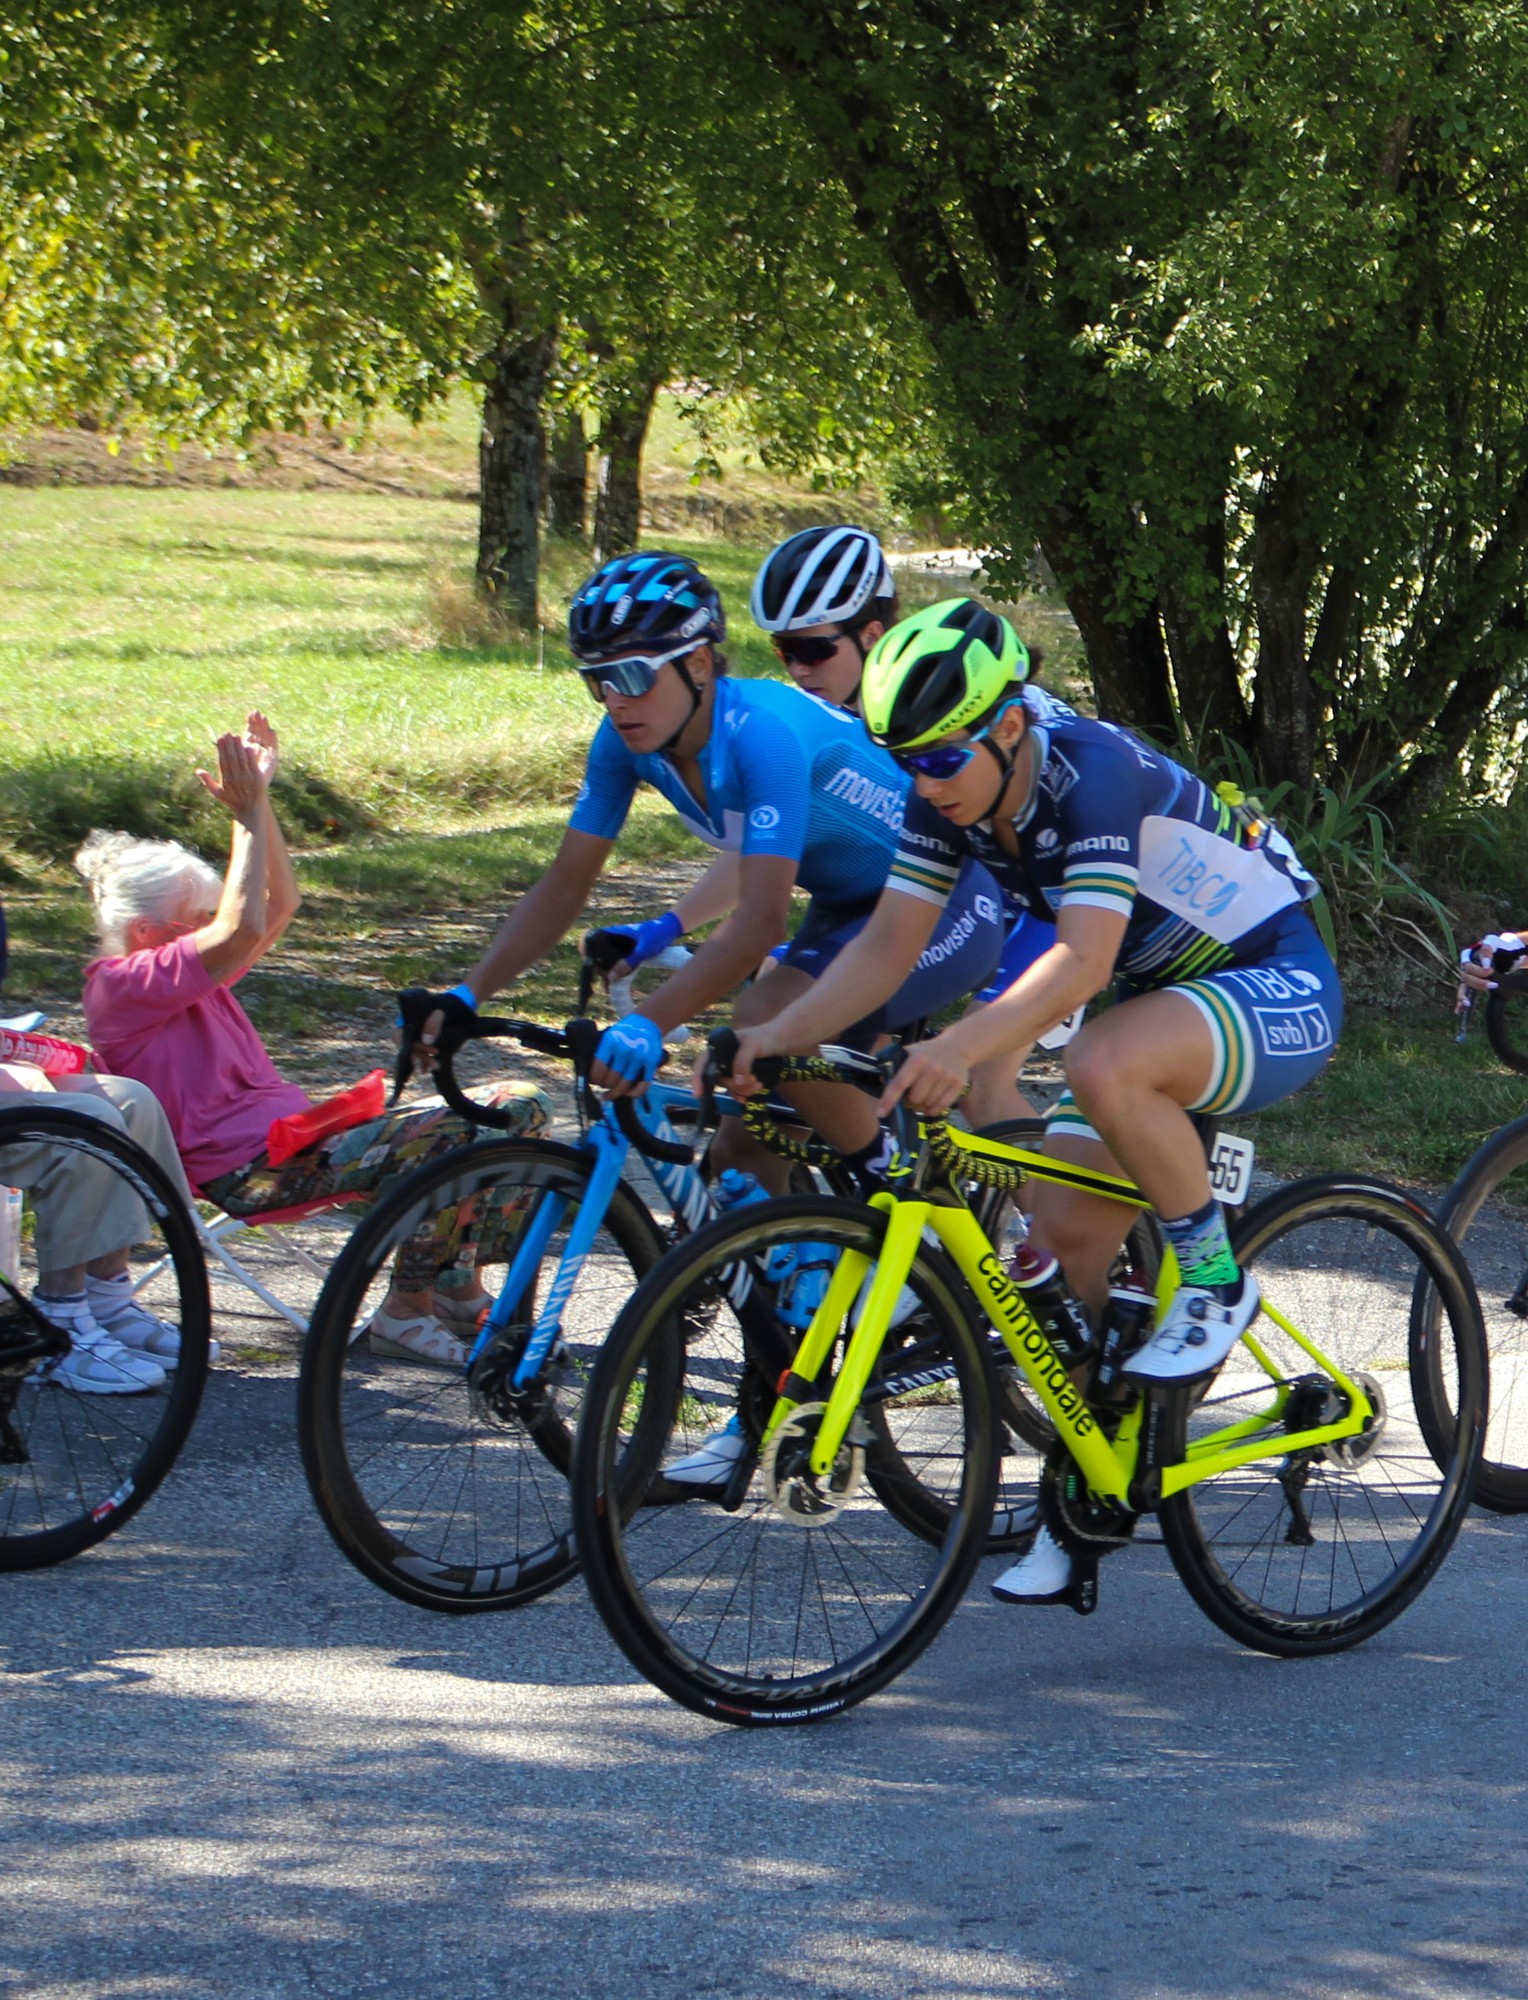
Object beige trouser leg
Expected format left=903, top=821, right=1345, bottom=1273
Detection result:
left=2, top=1078, right=191, bottom=1270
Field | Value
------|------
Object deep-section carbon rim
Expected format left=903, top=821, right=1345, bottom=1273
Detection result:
left=1160, top=1176, right=1485, bottom=1656
left=298, top=1137, right=665, bottom=1612
left=573, top=1195, right=998, bottom=1724
left=0, top=1105, right=210, bottom=1569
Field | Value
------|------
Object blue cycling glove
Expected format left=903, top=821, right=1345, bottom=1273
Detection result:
left=592, top=911, right=683, bottom=973
left=595, top=1012, right=665, bottom=1086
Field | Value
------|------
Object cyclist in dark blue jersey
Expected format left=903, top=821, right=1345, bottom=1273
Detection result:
left=726, top=597, right=1341, bottom=1602
left=409, top=554, right=1001, bottom=1186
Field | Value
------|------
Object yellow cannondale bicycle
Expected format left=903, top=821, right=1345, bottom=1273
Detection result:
left=572, top=1039, right=1487, bottom=1724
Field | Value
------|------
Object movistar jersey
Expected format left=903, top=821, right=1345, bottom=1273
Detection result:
left=569, top=675, right=909, bottom=907
left=886, top=688, right=1320, bottom=987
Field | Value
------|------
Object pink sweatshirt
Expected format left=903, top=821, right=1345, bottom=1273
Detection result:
left=82, top=934, right=310, bottom=1187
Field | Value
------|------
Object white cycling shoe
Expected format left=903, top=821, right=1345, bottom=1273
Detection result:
left=664, top=1414, right=747, bottom=1490
left=991, top=1526, right=1074, bottom=1605
left=1120, top=1273, right=1260, bottom=1386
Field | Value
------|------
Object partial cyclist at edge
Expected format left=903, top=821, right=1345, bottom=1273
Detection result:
left=406, top=548, right=1003, bottom=1191
left=599, top=524, right=1065, bottom=1128
left=726, top=595, right=1342, bottom=1605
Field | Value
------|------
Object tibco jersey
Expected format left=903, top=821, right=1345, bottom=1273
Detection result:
left=568, top=674, right=908, bottom=908
left=887, top=689, right=1320, bottom=988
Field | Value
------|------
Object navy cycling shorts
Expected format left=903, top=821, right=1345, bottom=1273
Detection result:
left=782, top=859, right=1005, bottom=1047
left=975, top=908, right=1057, bottom=1004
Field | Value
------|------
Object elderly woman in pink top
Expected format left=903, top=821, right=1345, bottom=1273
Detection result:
left=77, top=715, right=551, bottom=1368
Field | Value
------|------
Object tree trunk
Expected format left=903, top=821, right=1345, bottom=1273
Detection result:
left=1249, top=476, right=1321, bottom=786
left=476, top=315, right=555, bottom=624
left=592, top=373, right=663, bottom=567
left=1039, top=506, right=1176, bottom=737
left=543, top=411, right=588, bottom=541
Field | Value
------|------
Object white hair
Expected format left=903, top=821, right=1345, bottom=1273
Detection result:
left=74, top=830, right=222, bottom=957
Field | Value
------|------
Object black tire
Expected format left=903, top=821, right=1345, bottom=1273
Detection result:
left=964, top=1117, right=1161, bottom=1547
left=1485, top=971, right=1528, bottom=1074
left=1429, top=1112, right=1528, bottom=1511
left=1159, top=1175, right=1486, bottom=1656
left=573, top=1195, right=999, bottom=1724
left=0, top=1105, right=211, bottom=1569
left=298, top=1137, right=668, bottom=1612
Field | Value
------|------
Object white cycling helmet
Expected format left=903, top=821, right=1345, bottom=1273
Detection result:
left=751, top=525, right=896, bottom=633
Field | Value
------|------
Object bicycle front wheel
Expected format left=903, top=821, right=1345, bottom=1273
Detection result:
left=1429, top=1114, right=1528, bottom=1511
left=299, top=1137, right=666, bottom=1613
left=0, top=1106, right=211, bottom=1569
left=1160, top=1176, right=1485, bottom=1656
left=573, top=1195, right=998, bottom=1725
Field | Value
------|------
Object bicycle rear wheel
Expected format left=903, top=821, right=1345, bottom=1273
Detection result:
left=1160, top=1176, right=1485, bottom=1656
left=299, top=1137, right=667, bottom=1612
left=1428, top=1114, right=1528, bottom=1511
left=0, top=1106, right=210, bottom=1569
left=573, top=1196, right=998, bottom=1725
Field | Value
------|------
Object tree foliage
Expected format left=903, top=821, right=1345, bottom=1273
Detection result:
left=740, top=0, right=1528, bottom=826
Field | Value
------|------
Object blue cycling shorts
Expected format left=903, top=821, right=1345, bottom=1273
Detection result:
left=1047, top=904, right=1342, bottom=1145
left=975, top=908, right=1057, bottom=1005
left=782, top=859, right=1005, bottom=1048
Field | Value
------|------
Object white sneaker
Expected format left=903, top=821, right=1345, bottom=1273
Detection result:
left=991, top=1525, right=1074, bottom=1604
left=39, top=1309, right=167, bottom=1396
left=87, top=1286, right=221, bottom=1366
left=1121, top=1273, right=1261, bottom=1385
left=664, top=1414, right=746, bottom=1489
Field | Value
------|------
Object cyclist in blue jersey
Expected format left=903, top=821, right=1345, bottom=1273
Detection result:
left=596, top=529, right=1054, bottom=1127
left=726, top=597, right=1342, bottom=1603
left=408, top=553, right=1002, bottom=1190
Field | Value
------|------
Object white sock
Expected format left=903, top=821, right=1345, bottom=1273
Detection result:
left=35, top=1289, right=88, bottom=1319
left=85, top=1273, right=136, bottom=1318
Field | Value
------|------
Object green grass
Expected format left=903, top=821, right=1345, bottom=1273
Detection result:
left=0, top=483, right=806, bottom=867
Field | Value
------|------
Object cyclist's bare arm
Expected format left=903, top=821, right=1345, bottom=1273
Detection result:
left=602, top=852, right=742, bottom=982
left=929, top=906, right=1125, bottom=1071
left=727, top=887, right=940, bottom=1086
left=636, top=853, right=797, bottom=1035
left=674, top=852, right=741, bottom=933
left=411, top=828, right=614, bottom=1057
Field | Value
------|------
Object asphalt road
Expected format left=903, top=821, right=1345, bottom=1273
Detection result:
left=5, top=1338, right=1528, bottom=2000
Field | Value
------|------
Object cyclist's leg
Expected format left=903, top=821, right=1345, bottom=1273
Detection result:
left=1041, top=914, right=1343, bottom=1363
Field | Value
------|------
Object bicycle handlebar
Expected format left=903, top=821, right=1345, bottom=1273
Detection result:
left=394, top=986, right=701, bottom=1157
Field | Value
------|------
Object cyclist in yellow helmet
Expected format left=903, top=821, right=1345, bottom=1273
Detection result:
left=725, top=596, right=1341, bottom=1605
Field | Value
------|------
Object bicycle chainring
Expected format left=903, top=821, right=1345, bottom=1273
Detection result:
left=1040, top=1447, right=1139, bottom=1550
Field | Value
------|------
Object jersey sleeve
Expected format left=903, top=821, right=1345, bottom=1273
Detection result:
left=730, top=704, right=811, bottom=862
left=567, top=720, right=638, bottom=841
left=1053, top=732, right=1154, bottom=922
left=884, top=792, right=963, bottom=908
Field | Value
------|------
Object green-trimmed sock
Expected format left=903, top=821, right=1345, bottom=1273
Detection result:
left=1161, top=1198, right=1240, bottom=1293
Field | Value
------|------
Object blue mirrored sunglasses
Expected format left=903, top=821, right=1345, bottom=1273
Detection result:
left=889, top=702, right=1020, bottom=778
left=576, top=644, right=698, bottom=702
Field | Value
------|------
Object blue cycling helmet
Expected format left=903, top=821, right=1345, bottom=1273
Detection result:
left=567, top=551, right=726, bottom=664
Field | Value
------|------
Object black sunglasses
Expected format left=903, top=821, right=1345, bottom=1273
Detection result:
left=773, top=626, right=869, bottom=669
